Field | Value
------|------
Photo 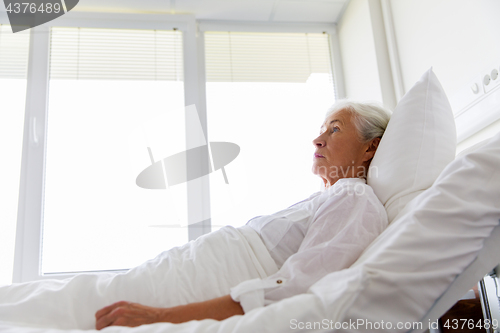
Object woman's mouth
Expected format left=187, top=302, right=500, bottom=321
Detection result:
left=314, top=153, right=324, bottom=158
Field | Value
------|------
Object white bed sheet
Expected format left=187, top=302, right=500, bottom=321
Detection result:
left=0, top=225, right=281, bottom=332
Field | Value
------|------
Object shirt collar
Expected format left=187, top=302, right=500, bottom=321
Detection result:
left=335, top=177, right=367, bottom=185
left=322, top=177, right=366, bottom=192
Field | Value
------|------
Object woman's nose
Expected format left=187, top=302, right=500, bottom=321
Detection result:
left=312, top=136, right=325, bottom=147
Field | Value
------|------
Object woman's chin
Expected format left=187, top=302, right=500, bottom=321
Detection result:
left=311, top=165, right=325, bottom=178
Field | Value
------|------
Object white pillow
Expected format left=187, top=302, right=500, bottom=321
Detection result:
left=367, top=68, right=457, bottom=223
left=335, top=131, right=500, bottom=332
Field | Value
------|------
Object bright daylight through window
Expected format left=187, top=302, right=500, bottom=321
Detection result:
left=42, top=27, right=186, bottom=273
left=205, top=32, right=336, bottom=230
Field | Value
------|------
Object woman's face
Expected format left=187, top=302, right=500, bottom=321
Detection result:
left=311, top=108, right=379, bottom=187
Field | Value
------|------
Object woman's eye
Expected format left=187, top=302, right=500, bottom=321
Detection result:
left=331, top=127, right=339, bottom=133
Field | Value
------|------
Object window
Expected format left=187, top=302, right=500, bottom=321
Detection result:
left=205, top=32, right=336, bottom=229
left=13, top=16, right=341, bottom=282
left=42, top=27, right=187, bottom=273
left=0, top=25, right=30, bottom=285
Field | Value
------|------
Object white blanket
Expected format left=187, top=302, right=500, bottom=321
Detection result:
left=2, top=226, right=330, bottom=332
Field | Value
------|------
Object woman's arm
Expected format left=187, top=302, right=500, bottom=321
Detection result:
left=95, top=295, right=243, bottom=330
left=231, top=184, right=388, bottom=312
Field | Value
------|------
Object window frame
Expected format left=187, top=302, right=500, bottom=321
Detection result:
left=198, top=21, right=344, bottom=99
left=7, top=12, right=345, bottom=283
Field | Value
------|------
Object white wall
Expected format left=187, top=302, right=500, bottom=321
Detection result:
left=338, top=0, right=500, bottom=149
left=390, top=0, right=500, bottom=150
left=390, top=0, right=500, bottom=97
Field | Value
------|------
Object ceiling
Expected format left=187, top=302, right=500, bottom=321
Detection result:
left=72, top=0, right=350, bottom=23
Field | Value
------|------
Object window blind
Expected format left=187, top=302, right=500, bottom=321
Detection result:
left=205, top=31, right=333, bottom=83
left=49, top=27, right=183, bottom=81
left=0, top=25, right=30, bottom=79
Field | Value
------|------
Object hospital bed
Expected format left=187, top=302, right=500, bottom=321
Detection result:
left=419, top=138, right=500, bottom=333
left=0, top=68, right=499, bottom=332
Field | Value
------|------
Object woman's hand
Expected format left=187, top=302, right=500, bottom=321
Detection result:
left=95, top=295, right=244, bottom=330
left=95, top=301, right=169, bottom=330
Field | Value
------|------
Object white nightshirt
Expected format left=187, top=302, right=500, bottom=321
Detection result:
left=230, top=177, right=388, bottom=313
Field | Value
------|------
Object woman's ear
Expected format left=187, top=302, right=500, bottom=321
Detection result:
left=363, top=137, right=381, bottom=162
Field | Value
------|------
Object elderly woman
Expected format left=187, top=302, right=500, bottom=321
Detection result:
left=94, top=100, right=392, bottom=329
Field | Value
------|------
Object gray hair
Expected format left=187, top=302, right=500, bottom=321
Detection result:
left=325, top=100, right=392, bottom=143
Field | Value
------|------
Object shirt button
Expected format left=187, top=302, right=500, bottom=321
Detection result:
left=276, top=279, right=283, bottom=284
